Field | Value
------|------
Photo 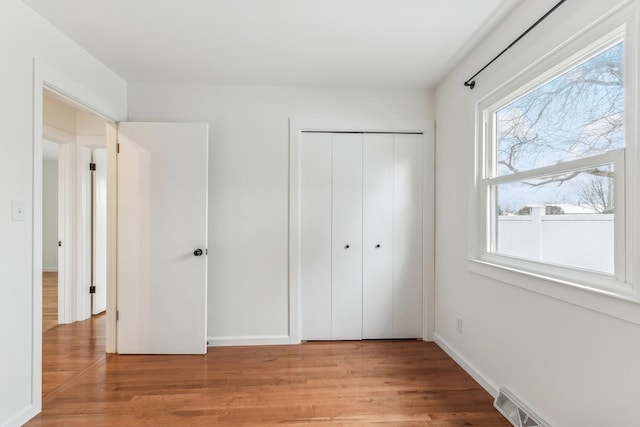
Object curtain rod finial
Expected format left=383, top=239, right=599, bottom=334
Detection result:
left=464, top=80, right=476, bottom=89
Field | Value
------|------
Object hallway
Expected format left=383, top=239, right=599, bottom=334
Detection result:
left=42, top=272, right=58, bottom=332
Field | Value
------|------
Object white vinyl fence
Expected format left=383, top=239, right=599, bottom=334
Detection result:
left=497, top=206, right=614, bottom=274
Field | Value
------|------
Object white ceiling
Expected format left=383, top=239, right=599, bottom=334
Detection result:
left=24, top=0, right=520, bottom=89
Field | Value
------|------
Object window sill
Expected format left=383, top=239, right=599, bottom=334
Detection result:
left=467, top=258, right=640, bottom=326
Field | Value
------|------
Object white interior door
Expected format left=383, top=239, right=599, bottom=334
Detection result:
left=362, top=134, right=394, bottom=339
left=92, top=148, right=107, bottom=314
left=331, top=133, right=363, bottom=340
left=300, top=132, right=332, bottom=340
left=57, top=142, right=74, bottom=325
left=76, top=145, right=92, bottom=321
left=117, top=122, right=208, bottom=354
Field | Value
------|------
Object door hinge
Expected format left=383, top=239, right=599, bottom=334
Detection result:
left=89, top=162, right=96, bottom=171
left=116, top=310, right=119, bottom=321
left=117, top=143, right=120, bottom=153
left=89, top=285, right=96, bottom=294
left=58, top=240, right=62, bottom=247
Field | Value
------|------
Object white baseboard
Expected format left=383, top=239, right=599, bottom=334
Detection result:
left=1, top=404, right=38, bottom=427
left=42, top=267, right=58, bottom=272
left=207, top=335, right=292, bottom=347
left=433, top=332, right=500, bottom=398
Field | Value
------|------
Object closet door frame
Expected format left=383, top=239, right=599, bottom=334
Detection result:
left=289, top=118, right=435, bottom=344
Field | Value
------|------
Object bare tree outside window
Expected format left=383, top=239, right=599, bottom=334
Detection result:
left=577, top=172, right=615, bottom=213
left=495, top=42, right=623, bottom=214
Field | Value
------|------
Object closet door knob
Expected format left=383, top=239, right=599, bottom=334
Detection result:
left=344, top=244, right=350, bottom=249
left=375, top=244, right=381, bottom=248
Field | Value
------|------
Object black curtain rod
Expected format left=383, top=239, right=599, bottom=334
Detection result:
left=463, top=0, right=567, bottom=89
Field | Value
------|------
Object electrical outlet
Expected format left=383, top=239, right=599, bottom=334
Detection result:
left=456, top=316, right=463, bottom=334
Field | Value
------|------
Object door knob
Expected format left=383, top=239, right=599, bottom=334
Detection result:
left=344, top=244, right=350, bottom=249
left=193, top=249, right=204, bottom=256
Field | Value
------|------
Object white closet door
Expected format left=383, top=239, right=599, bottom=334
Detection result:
left=331, top=133, right=363, bottom=340
left=300, top=133, right=332, bottom=340
left=393, top=134, right=423, bottom=338
left=362, top=134, right=394, bottom=339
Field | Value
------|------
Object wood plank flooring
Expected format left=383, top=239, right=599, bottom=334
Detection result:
left=42, top=272, right=58, bottom=332
left=28, top=316, right=509, bottom=426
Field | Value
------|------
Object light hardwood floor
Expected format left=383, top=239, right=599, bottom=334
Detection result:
left=28, top=314, right=509, bottom=426
left=42, top=272, right=58, bottom=332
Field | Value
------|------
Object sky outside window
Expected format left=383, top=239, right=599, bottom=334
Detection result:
left=494, top=42, right=623, bottom=213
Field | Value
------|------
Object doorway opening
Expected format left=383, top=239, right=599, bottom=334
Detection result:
left=42, top=89, right=109, bottom=328
left=42, top=139, right=59, bottom=332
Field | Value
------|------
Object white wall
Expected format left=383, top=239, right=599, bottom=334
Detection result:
left=76, top=111, right=107, bottom=136
left=0, top=0, right=125, bottom=425
left=42, top=159, right=58, bottom=271
left=43, top=94, right=77, bottom=134
left=128, top=84, right=433, bottom=343
left=434, top=1, right=640, bottom=426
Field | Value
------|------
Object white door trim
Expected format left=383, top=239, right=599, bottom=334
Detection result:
left=43, top=125, right=75, bottom=144
left=105, top=123, right=118, bottom=353
left=30, top=58, right=125, bottom=423
left=288, top=118, right=435, bottom=344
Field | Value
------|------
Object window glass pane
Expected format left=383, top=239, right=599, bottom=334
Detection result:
left=495, top=42, right=624, bottom=176
left=493, top=165, right=614, bottom=274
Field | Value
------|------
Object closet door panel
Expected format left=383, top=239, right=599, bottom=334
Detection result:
left=300, top=133, right=332, bottom=340
left=331, top=133, right=363, bottom=340
left=393, top=134, right=423, bottom=338
left=362, top=134, right=394, bottom=339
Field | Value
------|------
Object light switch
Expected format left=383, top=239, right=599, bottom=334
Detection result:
left=12, top=200, right=26, bottom=222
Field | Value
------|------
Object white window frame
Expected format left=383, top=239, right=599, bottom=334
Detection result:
left=470, top=5, right=640, bottom=323
left=481, top=149, right=625, bottom=289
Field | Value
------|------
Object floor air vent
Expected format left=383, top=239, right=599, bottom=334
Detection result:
left=494, top=388, right=550, bottom=427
